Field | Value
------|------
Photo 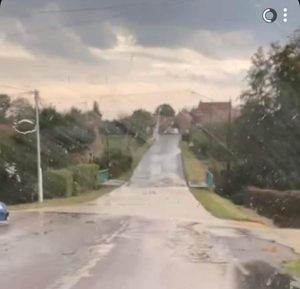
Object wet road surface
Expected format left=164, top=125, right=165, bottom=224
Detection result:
left=0, top=135, right=298, bottom=289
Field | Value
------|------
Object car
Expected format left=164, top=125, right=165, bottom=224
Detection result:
left=0, top=202, right=9, bottom=222
left=164, top=128, right=179, bottom=135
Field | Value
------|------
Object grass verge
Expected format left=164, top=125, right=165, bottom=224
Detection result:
left=180, top=142, right=207, bottom=183
left=284, top=259, right=300, bottom=277
left=181, top=141, right=259, bottom=222
left=191, top=188, right=254, bottom=221
left=10, top=186, right=114, bottom=211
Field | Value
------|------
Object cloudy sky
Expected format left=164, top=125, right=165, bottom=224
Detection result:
left=0, top=0, right=299, bottom=118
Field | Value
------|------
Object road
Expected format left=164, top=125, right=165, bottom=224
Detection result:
left=0, top=135, right=298, bottom=289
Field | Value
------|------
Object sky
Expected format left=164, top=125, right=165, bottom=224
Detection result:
left=0, top=0, right=299, bottom=118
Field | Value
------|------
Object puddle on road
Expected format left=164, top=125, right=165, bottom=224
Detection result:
left=235, top=261, right=293, bottom=289
left=181, top=224, right=299, bottom=288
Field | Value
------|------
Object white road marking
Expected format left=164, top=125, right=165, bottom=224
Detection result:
left=46, top=220, right=129, bottom=289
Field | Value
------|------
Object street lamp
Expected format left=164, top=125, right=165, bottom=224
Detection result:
left=13, top=90, right=43, bottom=203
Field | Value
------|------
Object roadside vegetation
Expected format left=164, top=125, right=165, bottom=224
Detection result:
left=191, top=189, right=253, bottom=221
left=179, top=30, right=300, bottom=228
left=180, top=142, right=206, bottom=184
left=0, top=96, right=156, bottom=206
left=181, top=141, right=257, bottom=222
left=284, top=259, right=300, bottom=278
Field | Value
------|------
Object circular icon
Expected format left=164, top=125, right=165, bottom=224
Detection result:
left=283, top=8, right=288, bottom=23
left=262, top=8, right=277, bottom=23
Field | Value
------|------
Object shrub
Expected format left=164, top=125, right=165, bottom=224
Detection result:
left=69, top=164, right=99, bottom=194
left=109, top=149, right=132, bottom=178
left=44, top=169, right=73, bottom=198
left=96, top=148, right=132, bottom=178
left=244, top=187, right=300, bottom=227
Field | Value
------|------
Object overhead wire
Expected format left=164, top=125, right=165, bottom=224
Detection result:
left=38, top=0, right=190, bottom=14
left=4, top=13, right=121, bottom=39
left=0, top=84, right=32, bottom=92
left=2, top=0, right=194, bottom=39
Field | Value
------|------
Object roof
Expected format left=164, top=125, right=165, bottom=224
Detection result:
left=198, top=101, right=231, bottom=110
left=194, top=101, right=232, bottom=124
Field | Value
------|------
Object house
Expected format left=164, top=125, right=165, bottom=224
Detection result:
left=175, top=110, right=193, bottom=134
left=192, top=101, right=233, bottom=126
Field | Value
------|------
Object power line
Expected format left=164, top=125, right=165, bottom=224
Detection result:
left=190, top=90, right=216, bottom=102
left=39, top=0, right=188, bottom=14
left=0, top=0, right=191, bottom=28
left=0, top=84, right=32, bottom=92
left=3, top=0, right=192, bottom=39
left=4, top=13, right=121, bottom=38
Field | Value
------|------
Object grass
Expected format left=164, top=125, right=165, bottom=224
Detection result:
left=10, top=186, right=114, bottom=211
left=284, top=259, right=300, bottom=277
left=107, top=135, right=133, bottom=154
left=191, top=189, right=254, bottom=221
left=180, top=142, right=207, bottom=183
left=181, top=141, right=257, bottom=222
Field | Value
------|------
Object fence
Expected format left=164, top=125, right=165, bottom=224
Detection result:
left=98, top=169, right=110, bottom=184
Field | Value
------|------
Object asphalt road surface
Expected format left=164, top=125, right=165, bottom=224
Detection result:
left=0, top=135, right=297, bottom=289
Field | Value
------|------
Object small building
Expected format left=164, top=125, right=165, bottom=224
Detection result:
left=175, top=110, right=193, bottom=134
left=192, top=101, right=233, bottom=126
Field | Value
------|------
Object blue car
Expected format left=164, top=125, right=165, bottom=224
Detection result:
left=0, top=202, right=9, bottom=222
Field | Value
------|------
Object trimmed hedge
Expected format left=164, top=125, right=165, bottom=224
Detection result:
left=45, top=169, right=73, bottom=198
left=44, top=164, right=100, bottom=198
left=109, top=149, right=132, bottom=178
left=96, top=148, right=132, bottom=178
left=69, top=164, right=100, bottom=194
left=244, top=187, right=300, bottom=227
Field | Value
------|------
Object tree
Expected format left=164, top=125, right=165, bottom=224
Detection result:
left=128, top=109, right=155, bottom=143
left=8, top=98, right=34, bottom=122
left=231, top=31, right=300, bottom=190
left=156, top=104, right=176, bottom=117
left=40, top=106, right=64, bottom=129
left=92, top=101, right=102, bottom=117
left=0, top=94, right=10, bottom=123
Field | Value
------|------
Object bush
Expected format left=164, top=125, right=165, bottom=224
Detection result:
left=109, top=148, right=132, bottom=178
left=244, top=187, right=300, bottom=228
left=96, top=148, right=132, bottom=178
left=69, top=164, right=99, bottom=194
left=44, top=169, right=73, bottom=198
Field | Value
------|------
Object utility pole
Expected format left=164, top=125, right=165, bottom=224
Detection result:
left=153, top=107, right=161, bottom=139
left=34, top=90, right=43, bottom=203
left=105, top=129, right=110, bottom=170
left=226, top=99, right=232, bottom=172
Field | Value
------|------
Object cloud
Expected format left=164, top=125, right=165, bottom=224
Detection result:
left=0, top=38, right=250, bottom=118
left=1, top=0, right=299, bottom=62
left=0, top=0, right=299, bottom=118
left=0, top=40, right=35, bottom=59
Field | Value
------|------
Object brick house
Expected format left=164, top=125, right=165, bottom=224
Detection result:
left=192, top=101, right=234, bottom=125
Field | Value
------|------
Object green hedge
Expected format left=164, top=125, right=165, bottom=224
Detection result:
left=244, top=187, right=300, bottom=228
left=69, top=164, right=100, bottom=194
left=96, top=148, right=132, bottom=178
left=44, top=169, right=73, bottom=198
